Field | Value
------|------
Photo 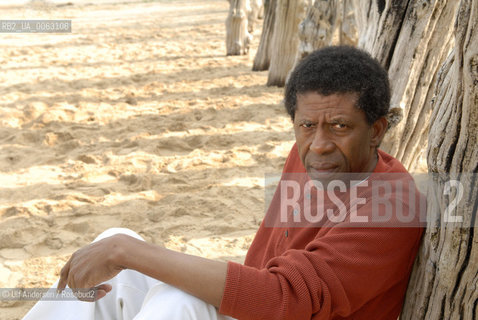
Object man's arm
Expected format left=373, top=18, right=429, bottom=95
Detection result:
left=57, top=233, right=228, bottom=307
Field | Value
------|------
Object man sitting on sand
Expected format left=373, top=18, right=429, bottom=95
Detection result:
left=23, top=46, right=424, bottom=320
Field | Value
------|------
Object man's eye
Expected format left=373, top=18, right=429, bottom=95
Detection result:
left=332, top=123, right=347, bottom=129
left=300, top=123, right=315, bottom=128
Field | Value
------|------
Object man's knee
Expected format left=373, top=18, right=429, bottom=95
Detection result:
left=135, top=282, right=219, bottom=319
left=93, top=227, right=144, bottom=242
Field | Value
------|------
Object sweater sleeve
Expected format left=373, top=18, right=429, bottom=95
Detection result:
left=219, top=225, right=422, bottom=319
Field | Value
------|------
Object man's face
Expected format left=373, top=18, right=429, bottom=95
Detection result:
left=294, top=91, right=384, bottom=183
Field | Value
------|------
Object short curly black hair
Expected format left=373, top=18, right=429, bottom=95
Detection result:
left=284, top=46, right=390, bottom=125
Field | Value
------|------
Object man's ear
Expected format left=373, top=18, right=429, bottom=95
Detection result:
left=370, top=117, right=388, bottom=147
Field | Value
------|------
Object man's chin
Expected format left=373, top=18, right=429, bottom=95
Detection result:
left=306, top=169, right=345, bottom=187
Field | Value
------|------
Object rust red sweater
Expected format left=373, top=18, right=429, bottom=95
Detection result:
left=219, top=144, right=424, bottom=320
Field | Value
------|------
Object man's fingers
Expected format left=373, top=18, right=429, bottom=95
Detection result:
left=95, top=284, right=112, bottom=301
left=57, top=259, right=71, bottom=293
left=68, top=273, right=77, bottom=292
left=96, top=283, right=112, bottom=293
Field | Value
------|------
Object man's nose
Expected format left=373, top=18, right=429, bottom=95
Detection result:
left=310, top=128, right=335, bottom=155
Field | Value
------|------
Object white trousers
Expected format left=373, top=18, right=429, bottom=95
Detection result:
left=23, top=228, right=235, bottom=320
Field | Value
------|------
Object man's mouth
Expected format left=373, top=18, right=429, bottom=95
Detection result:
left=307, top=163, right=340, bottom=180
left=309, top=163, right=338, bottom=172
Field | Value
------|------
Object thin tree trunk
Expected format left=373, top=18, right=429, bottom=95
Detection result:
left=296, top=0, right=357, bottom=64
left=226, top=0, right=251, bottom=55
left=266, top=0, right=307, bottom=87
left=400, top=0, right=478, bottom=318
left=297, top=0, right=338, bottom=61
left=339, top=0, right=357, bottom=46
left=247, top=0, right=264, bottom=33
left=252, top=0, right=277, bottom=71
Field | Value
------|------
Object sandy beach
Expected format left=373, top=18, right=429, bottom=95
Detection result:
left=0, top=1, right=295, bottom=318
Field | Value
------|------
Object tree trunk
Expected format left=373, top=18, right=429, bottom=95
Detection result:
left=266, top=0, right=307, bottom=87
left=247, top=0, right=264, bottom=33
left=351, top=0, right=408, bottom=69
left=252, top=0, right=277, bottom=71
left=381, top=1, right=460, bottom=171
left=338, top=0, right=357, bottom=46
left=400, top=0, right=478, bottom=319
left=254, top=0, right=357, bottom=83
left=353, top=0, right=460, bottom=171
left=297, top=0, right=338, bottom=61
left=226, top=0, right=251, bottom=55
left=296, top=0, right=357, bottom=63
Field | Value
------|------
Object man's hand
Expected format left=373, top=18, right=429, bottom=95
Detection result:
left=57, top=234, right=129, bottom=301
left=57, top=232, right=228, bottom=307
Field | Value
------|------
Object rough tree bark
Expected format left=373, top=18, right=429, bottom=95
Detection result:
left=338, top=0, right=357, bottom=46
left=252, top=0, right=277, bottom=71
left=297, top=0, right=357, bottom=62
left=226, top=0, right=251, bottom=55
left=352, top=0, right=460, bottom=171
left=297, top=0, right=338, bottom=61
left=400, top=0, right=478, bottom=319
left=254, top=0, right=356, bottom=82
left=381, top=1, right=460, bottom=171
left=266, top=0, right=308, bottom=87
left=351, top=0, right=408, bottom=69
